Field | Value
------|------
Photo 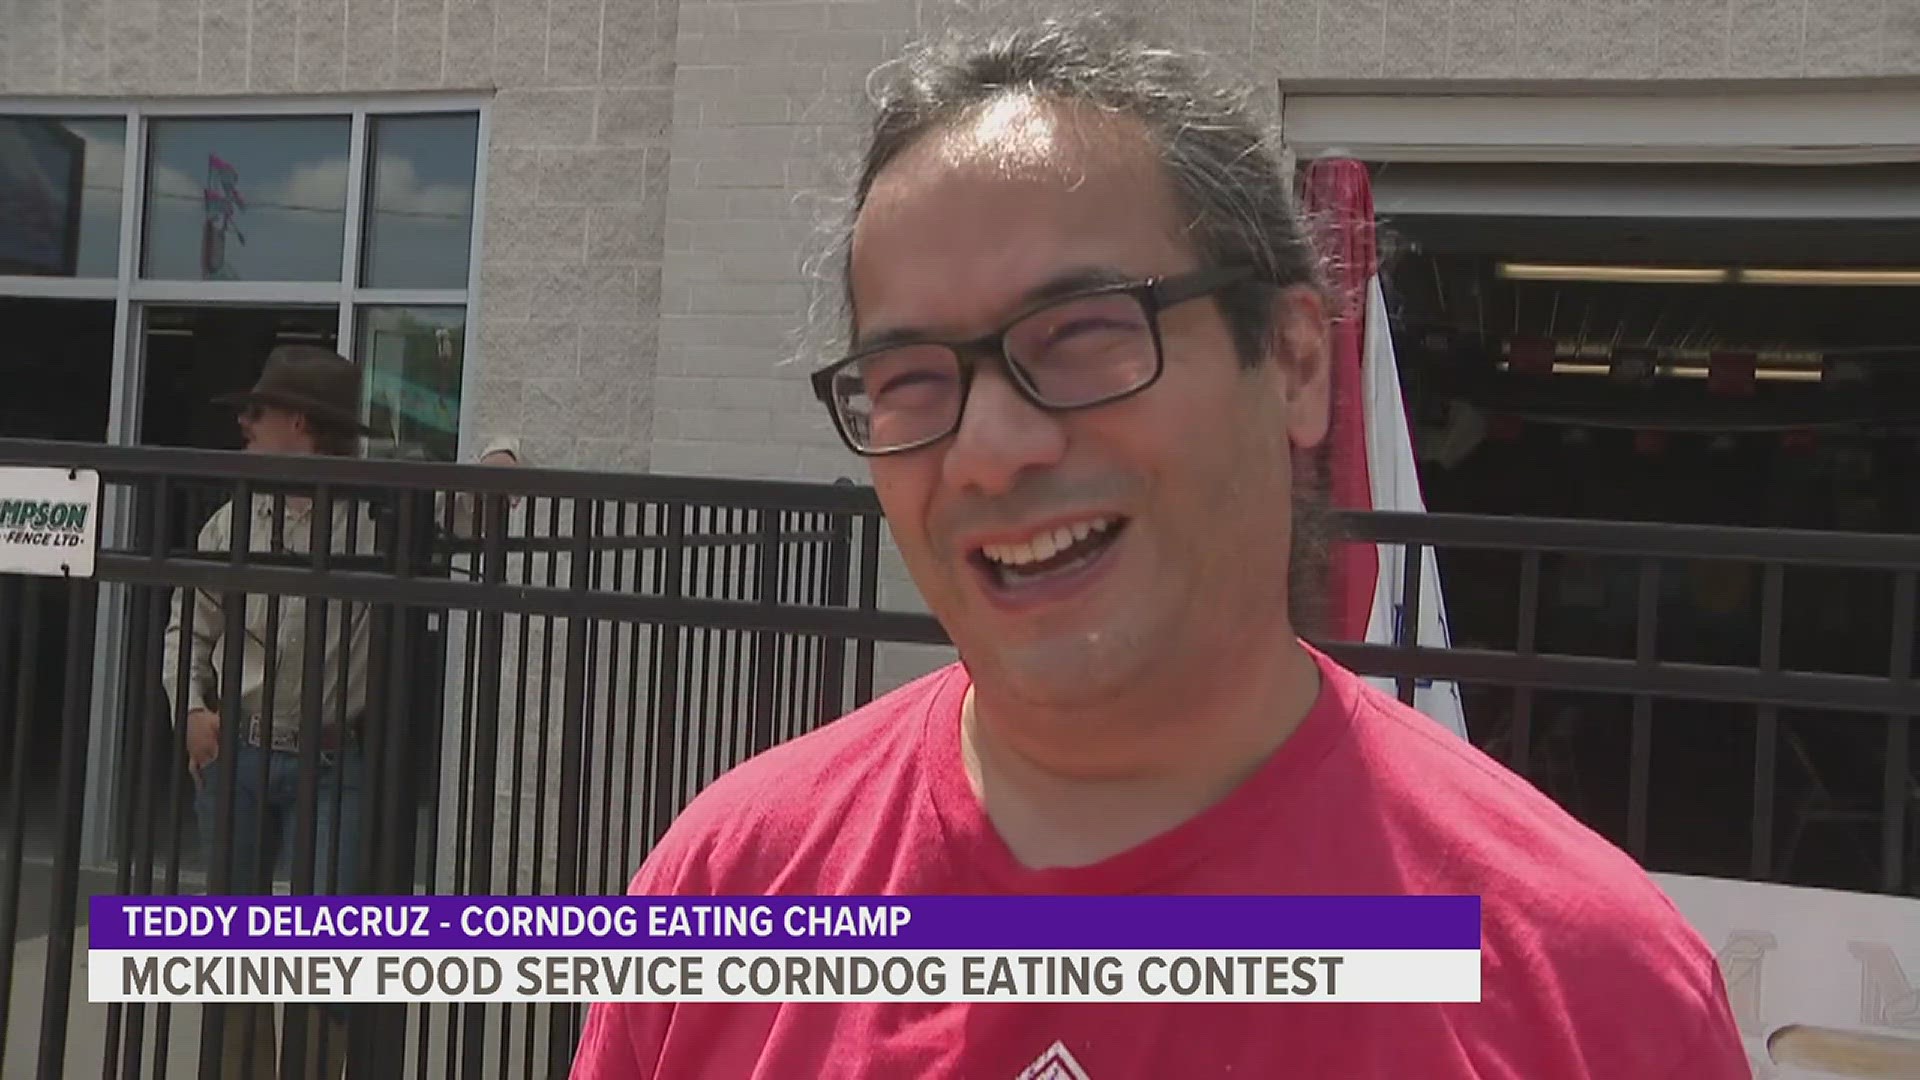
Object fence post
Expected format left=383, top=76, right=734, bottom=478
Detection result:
left=36, top=575, right=101, bottom=1076
left=854, top=514, right=881, bottom=707
left=1628, top=558, right=1662, bottom=863
left=547, top=496, right=597, bottom=1078
left=1395, top=543, right=1424, bottom=706
left=101, top=476, right=166, bottom=1076
left=354, top=487, right=431, bottom=1080
left=1881, top=571, right=1915, bottom=894
left=818, top=487, right=855, bottom=726
left=1750, top=564, right=1785, bottom=880
left=199, top=478, right=254, bottom=1077
left=0, top=575, right=34, bottom=1071
left=454, top=492, right=512, bottom=1080
left=752, top=510, right=782, bottom=752
left=1510, top=551, right=1541, bottom=778
left=646, top=505, right=687, bottom=851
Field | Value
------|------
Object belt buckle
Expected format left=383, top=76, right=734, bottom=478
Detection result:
left=250, top=715, right=348, bottom=764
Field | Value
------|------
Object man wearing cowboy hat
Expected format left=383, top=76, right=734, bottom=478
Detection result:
left=161, top=344, right=520, bottom=1078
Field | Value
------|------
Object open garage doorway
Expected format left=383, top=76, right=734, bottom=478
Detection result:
left=1373, top=162, right=1920, bottom=895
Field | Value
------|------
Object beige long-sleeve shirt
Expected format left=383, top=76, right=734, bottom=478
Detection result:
left=160, top=493, right=380, bottom=750
left=160, top=437, right=523, bottom=750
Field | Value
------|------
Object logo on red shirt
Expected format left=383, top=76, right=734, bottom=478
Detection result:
left=1016, top=1041, right=1091, bottom=1080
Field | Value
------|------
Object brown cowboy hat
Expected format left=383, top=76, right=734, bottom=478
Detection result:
left=213, top=344, right=377, bottom=436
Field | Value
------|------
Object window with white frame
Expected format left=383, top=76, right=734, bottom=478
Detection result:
left=0, top=99, right=487, bottom=462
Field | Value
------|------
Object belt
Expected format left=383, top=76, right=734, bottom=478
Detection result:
left=243, top=714, right=357, bottom=756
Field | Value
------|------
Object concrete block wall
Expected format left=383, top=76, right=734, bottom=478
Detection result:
left=649, top=0, right=915, bottom=487
left=1256, top=0, right=1919, bottom=81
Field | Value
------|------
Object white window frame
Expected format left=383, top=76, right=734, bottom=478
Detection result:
left=1278, top=77, right=1920, bottom=167
left=0, top=93, right=492, bottom=456
left=1, top=93, right=491, bottom=867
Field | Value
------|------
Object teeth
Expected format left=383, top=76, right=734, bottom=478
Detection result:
left=981, top=517, right=1116, bottom=568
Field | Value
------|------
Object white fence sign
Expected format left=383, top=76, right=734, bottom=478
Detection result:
left=0, top=466, right=101, bottom=578
left=1653, top=872, right=1920, bottom=1078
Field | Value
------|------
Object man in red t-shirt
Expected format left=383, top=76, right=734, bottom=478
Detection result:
left=572, top=14, right=1750, bottom=1079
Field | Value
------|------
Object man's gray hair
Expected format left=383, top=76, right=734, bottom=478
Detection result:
left=818, top=11, right=1335, bottom=632
left=834, top=11, right=1322, bottom=369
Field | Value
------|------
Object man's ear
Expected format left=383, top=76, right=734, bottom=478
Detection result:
left=1268, top=285, right=1331, bottom=451
left=289, top=411, right=322, bottom=451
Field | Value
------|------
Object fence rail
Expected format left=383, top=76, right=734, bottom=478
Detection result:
left=0, top=437, right=1915, bottom=1079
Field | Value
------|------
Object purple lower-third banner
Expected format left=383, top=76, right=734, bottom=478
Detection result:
left=88, top=895, right=1479, bottom=952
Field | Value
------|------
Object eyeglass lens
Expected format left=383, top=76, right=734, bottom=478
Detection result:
left=829, top=290, right=1159, bottom=452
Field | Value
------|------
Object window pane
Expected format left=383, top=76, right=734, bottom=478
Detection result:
left=360, top=114, right=480, bottom=289
left=139, top=305, right=341, bottom=451
left=0, top=117, right=126, bottom=277
left=1, top=298, right=116, bottom=439
left=142, top=116, right=351, bottom=282
left=357, top=305, right=466, bottom=462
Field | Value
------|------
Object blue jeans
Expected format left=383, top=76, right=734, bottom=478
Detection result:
left=196, top=743, right=364, bottom=1032
left=195, top=744, right=364, bottom=896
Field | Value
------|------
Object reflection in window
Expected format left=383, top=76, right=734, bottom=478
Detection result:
left=142, top=116, right=351, bottom=282
left=139, top=304, right=342, bottom=452
left=358, top=306, right=465, bottom=462
left=0, top=116, right=126, bottom=277
left=360, top=114, right=480, bottom=289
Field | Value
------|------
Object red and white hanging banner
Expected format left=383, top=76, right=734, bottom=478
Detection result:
left=1299, top=158, right=1468, bottom=743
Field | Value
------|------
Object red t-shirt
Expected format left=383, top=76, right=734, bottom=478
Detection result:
left=571, top=646, right=1749, bottom=1079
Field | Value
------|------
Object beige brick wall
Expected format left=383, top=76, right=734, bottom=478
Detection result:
left=0, top=0, right=677, bottom=474
left=648, top=0, right=910, bottom=485
left=1261, top=0, right=1918, bottom=81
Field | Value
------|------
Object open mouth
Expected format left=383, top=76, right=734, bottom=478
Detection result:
left=971, top=516, right=1128, bottom=591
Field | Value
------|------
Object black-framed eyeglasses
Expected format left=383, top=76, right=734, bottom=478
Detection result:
left=811, top=266, right=1260, bottom=456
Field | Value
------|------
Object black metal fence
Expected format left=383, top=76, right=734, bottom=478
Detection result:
left=1323, top=513, right=1917, bottom=898
left=0, top=436, right=1915, bottom=1079
left=0, top=438, right=938, bottom=1080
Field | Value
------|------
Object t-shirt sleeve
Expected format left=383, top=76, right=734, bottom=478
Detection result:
left=567, top=813, right=717, bottom=1079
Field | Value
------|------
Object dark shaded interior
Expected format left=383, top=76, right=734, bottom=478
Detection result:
left=1380, top=184, right=1920, bottom=894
